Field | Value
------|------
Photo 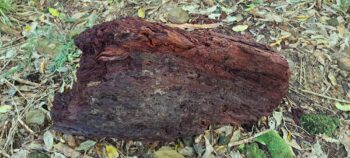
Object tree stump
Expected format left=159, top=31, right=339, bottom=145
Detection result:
left=52, top=17, right=290, bottom=141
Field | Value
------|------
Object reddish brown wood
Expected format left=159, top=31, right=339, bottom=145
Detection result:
left=52, top=17, right=290, bottom=141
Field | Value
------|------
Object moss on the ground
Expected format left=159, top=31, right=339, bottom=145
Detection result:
left=243, top=143, right=267, bottom=158
left=0, top=0, right=13, bottom=13
left=300, top=114, right=340, bottom=136
left=255, top=130, right=294, bottom=158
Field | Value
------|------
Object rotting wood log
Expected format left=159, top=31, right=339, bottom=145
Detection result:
left=52, top=17, right=290, bottom=141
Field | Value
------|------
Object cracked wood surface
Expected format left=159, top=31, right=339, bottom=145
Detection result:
left=52, top=17, right=290, bottom=141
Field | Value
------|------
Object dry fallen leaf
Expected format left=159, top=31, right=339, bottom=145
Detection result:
left=339, top=121, right=350, bottom=156
left=281, top=128, right=302, bottom=150
left=167, top=7, right=189, bottom=24
left=309, top=140, right=327, bottom=158
left=155, top=147, right=184, bottom=158
left=232, top=25, right=248, bottom=32
left=327, top=73, right=337, bottom=86
left=166, top=23, right=222, bottom=30
left=75, top=140, right=96, bottom=151
left=54, top=143, right=90, bottom=158
left=43, top=130, right=54, bottom=151
left=0, top=105, right=12, bottom=113
left=25, top=109, right=46, bottom=125
left=335, top=102, right=350, bottom=111
left=202, top=136, right=214, bottom=158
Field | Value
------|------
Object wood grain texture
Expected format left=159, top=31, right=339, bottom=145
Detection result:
left=52, top=17, right=290, bottom=141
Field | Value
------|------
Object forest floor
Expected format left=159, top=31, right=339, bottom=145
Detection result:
left=0, top=0, right=350, bottom=158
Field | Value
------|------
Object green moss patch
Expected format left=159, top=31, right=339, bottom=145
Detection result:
left=243, top=143, right=267, bottom=158
left=300, top=114, right=340, bottom=136
left=255, top=130, right=294, bottom=158
left=0, top=0, right=13, bottom=13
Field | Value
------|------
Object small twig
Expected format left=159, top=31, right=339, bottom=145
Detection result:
left=299, top=57, right=303, bottom=86
left=0, top=150, right=10, bottom=158
left=0, top=60, right=11, bottom=72
left=17, top=118, right=37, bottom=136
left=286, top=97, right=297, bottom=108
left=3, top=117, right=18, bottom=151
left=3, top=79, right=29, bottom=102
left=0, top=121, right=8, bottom=139
left=299, top=89, right=350, bottom=104
left=11, top=76, right=40, bottom=87
left=166, top=23, right=222, bottom=30
left=228, top=129, right=272, bottom=147
left=283, top=121, right=310, bottom=136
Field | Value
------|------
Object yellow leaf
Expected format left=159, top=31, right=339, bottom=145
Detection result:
left=155, top=147, right=184, bottom=158
left=138, top=7, right=145, bottom=18
left=287, top=131, right=292, bottom=141
left=295, top=15, right=309, bottom=21
left=48, top=7, right=60, bottom=17
left=24, top=25, right=31, bottom=32
left=106, top=145, right=119, bottom=158
left=270, top=33, right=291, bottom=47
left=270, top=39, right=282, bottom=47
left=40, top=60, right=46, bottom=74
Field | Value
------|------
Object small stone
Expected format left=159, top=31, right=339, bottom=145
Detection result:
left=167, top=7, right=189, bottom=24
left=337, top=57, right=350, bottom=71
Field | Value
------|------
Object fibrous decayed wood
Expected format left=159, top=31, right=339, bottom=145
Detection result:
left=52, top=17, right=290, bottom=141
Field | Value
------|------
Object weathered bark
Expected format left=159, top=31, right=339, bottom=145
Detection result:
left=52, top=17, right=290, bottom=141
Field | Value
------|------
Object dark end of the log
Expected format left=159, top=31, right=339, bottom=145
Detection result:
left=51, top=17, right=290, bottom=141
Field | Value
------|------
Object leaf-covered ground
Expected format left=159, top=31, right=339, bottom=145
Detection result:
left=0, top=0, right=350, bottom=158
